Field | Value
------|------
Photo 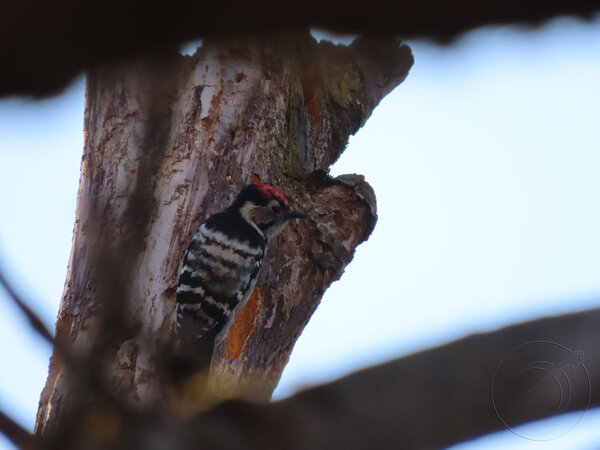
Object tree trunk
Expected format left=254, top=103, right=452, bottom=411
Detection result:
left=34, top=32, right=413, bottom=439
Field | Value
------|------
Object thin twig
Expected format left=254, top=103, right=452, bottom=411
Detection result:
left=0, top=268, right=54, bottom=346
left=0, top=408, right=37, bottom=450
left=0, top=266, right=128, bottom=419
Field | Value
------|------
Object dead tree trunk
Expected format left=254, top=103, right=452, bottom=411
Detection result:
left=35, top=32, right=413, bottom=438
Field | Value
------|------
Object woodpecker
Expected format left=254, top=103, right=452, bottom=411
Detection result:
left=175, top=182, right=306, bottom=371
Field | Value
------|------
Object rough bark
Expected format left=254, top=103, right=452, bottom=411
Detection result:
left=34, top=32, right=413, bottom=437
left=2, top=0, right=599, bottom=97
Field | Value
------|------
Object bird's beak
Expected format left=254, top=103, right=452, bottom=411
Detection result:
left=286, top=209, right=308, bottom=220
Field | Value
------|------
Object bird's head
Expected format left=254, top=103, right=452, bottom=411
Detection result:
left=232, top=183, right=307, bottom=235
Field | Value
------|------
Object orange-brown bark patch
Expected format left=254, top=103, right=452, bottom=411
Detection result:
left=299, top=65, right=322, bottom=138
left=226, top=286, right=262, bottom=360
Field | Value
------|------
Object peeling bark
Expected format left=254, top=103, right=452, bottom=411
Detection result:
left=35, top=32, right=413, bottom=436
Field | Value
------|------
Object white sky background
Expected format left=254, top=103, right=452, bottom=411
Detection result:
left=1, top=17, right=600, bottom=449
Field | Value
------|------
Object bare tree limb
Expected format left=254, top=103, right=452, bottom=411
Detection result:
left=34, top=307, right=597, bottom=449
left=2, top=1, right=599, bottom=97
left=151, top=307, right=600, bottom=449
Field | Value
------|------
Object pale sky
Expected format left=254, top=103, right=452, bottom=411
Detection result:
left=1, top=16, right=600, bottom=449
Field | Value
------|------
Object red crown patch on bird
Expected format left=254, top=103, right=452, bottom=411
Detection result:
left=256, top=183, right=287, bottom=204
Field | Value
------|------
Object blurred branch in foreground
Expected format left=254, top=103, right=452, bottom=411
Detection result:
left=1, top=240, right=598, bottom=448
left=0, top=409, right=36, bottom=450
left=0, top=269, right=55, bottom=346
left=4, top=304, right=597, bottom=449
left=2, top=0, right=599, bottom=96
left=119, top=307, right=600, bottom=449
left=0, top=265, right=132, bottom=441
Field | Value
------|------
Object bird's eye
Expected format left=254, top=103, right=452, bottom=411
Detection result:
left=271, top=205, right=282, bottom=214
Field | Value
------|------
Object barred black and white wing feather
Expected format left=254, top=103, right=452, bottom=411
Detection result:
left=176, top=212, right=266, bottom=367
left=174, top=183, right=306, bottom=372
